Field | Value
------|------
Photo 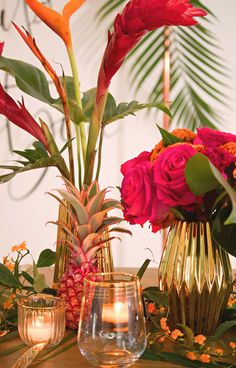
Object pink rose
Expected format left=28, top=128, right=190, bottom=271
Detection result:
left=202, top=147, right=234, bottom=174
left=121, top=153, right=155, bottom=225
left=121, top=151, right=150, bottom=175
left=149, top=200, right=172, bottom=233
left=194, top=127, right=236, bottom=147
left=154, top=144, right=200, bottom=207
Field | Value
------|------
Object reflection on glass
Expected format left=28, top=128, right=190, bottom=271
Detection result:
left=78, top=272, right=146, bottom=368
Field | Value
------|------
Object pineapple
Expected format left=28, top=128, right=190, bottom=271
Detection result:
left=50, top=178, right=130, bottom=330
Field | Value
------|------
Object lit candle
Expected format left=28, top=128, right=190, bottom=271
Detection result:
left=102, top=302, right=129, bottom=324
left=27, top=316, right=52, bottom=344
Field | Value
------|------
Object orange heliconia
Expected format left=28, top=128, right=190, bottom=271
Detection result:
left=24, top=0, right=86, bottom=47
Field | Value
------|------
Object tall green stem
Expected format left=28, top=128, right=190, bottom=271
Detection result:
left=66, top=46, right=87, bottom=184
left=85, top=90, right=109, bottom=185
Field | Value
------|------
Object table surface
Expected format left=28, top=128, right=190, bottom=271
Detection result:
left=0, top=268, right=234, bottom=368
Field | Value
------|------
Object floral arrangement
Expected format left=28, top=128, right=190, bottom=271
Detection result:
left=0, top=0, right=207, bottom=332
left=0, top=0, right=206, bottom=189
left=121, top=126, right=236, bottom=256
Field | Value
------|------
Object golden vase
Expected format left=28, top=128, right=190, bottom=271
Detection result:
left=53, top=204, right=114, bottom=287
left=159, top=221, right=232, bottom=335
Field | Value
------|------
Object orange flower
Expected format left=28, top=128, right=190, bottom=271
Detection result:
left=11, top=241, right=27, bottom=253
left=215, top=348, right=223, bottom=356
left=24, top=0, right=86, bottom=47
left=199, top=354, right=211, bottom=363
left=194, top=334, right=206, bottom=345
left=3, top=257, right=14, bottom=272
left=171, top=128, right=196, bottom=143
left=186, top=352, right=197, bottom=361
left=3, top=294, right=16, bottom=310
left=147, top=303, right=158, bottom=315
left=160, top=317, right=170, bottom=332
left=229, top=341, right=236, bottom=349
left=220, top=142, right=236, bottom=157
left=157, top=336, right=165, bottom=343
left=170, top=329, right=184, bottom=340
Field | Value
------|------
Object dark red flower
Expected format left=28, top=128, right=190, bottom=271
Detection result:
left=97, top=0, right=207, bottom=101
left=0, top=42, right=4, bottom=56
left=0, top=84, right=47, bottom=148
left=194, top=127, right=236, bottom=147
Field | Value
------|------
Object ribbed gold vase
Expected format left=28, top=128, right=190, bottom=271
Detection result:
left=53, top=204, right=114, bottom=287
left=159, top=221, right=232, bottom=335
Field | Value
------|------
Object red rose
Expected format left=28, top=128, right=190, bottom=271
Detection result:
left=154, top=143, right=200, bottom=207
left=121, top=152, right=157, bottom=225
left=194, top=127, right=236, bottom=147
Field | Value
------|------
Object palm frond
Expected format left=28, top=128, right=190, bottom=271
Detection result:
left=97, top=0, right=230, bottom=130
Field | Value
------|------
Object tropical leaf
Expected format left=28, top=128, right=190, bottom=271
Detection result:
left=0, top=263, right=22, bottom=289
left=0, top=143, right=67, bottom=184
left=82, top=88, right=170, bottom=125
left=37, top=249, right=56, bottom=267
left=0, top=56, right=86, bottom=123
left=97, top=0, right=229, bottom=131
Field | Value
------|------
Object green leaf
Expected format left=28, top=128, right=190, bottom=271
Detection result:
left=185, top=153, right=220, bottom=195
left=157, top=125, right=183, bottom=146
left=0, top=56, right=54, bottom=104
left=0, top=263, right=21, bottom=289
left=0, top=144, right=68, bottom=184
left=37, top=249, right=56, bottom=267
left=0, top=57, right=86, bottom=124
left=0, top=343, right=25, bottom=357
left=33, top=273, right=47, bottom=293
left=214, top=320, right=236, bottom=338
left=185, top=153, right=236, bottom=225
left=177, top=324, right=194, bottom=348
left=212, top=205, right=236, bottom=256
left=103, top=101, right=171, bottom=125
left=143, top=287, right=169, bottom=306
left=137, top=259, right=151, bottom=280
left=21, top=271, right=34, bottom=285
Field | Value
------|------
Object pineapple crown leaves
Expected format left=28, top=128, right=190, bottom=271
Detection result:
left=48, top=178, right=131, bottom=261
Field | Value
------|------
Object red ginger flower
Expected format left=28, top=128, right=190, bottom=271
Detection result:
left=97, top=0, right=207, bottom=101
left=0, top=84, right=47, bottom=148
left=0, top=42, right=4, bottom=55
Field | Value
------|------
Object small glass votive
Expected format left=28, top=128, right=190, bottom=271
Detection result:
left=78, top=272, right=146, bottom=368
left=17, top=294, right=65, bottom=347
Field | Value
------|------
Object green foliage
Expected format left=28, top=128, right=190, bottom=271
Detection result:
left=0, top=264, right=21, bottom=289
left=82, top=88, right=170, bottom=125
left=157, top=124, right=183, bottom=146
left=214, top=320, right=236, bottom=338
left=137, top=259, right=151, bottom=280
left=143, top=287, right=169, bottom=306
left=0, top=56, right=86, bottom=124
left=185, top=153, right=236, bottom=256
left=97, top=0, right=229, bottom=130
left=37, top=249, right=56, bottom=268
left=0, top=142, right=68, bottom=184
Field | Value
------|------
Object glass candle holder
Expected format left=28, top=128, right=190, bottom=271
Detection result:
left=18, top=294, right=65, bottom=347
left=78, top=272, right=146, bottom=368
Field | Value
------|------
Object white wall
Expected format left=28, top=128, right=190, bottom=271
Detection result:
left=0, top=0, right=236, bottom=269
